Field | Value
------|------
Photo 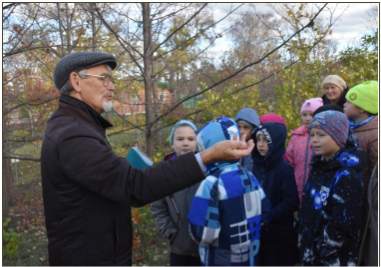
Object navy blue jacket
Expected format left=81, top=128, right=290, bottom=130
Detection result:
left=297, top=147, right=366, bottom=265
left=251, top=122, right=299, bottom=241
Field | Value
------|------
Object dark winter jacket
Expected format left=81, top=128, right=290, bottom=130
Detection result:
left=41, top=94, right=205, bottom=266
left=251, top=122, right=299, bottom=241
left=297, top=147, right=367, bottom=266
left=150, top=152, right=200, bottom=257
left=321, top=87, right=349, bottom=108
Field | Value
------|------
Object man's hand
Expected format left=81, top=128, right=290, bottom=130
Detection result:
left=199, top=134, right=255, bottom=164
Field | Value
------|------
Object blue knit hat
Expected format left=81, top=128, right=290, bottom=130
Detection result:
left=196, top=117, right=240, bottom=152
left=170, top=120, right=197, bottom=146
left=53, top=51, right=117, bottom=90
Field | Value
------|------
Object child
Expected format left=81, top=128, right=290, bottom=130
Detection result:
left=286, top=98, right=323, bottom=207
left=259, top=113, right=286, bottom=126
left=187, top=117, right=270, bottom=266
left=251, top=122, right=300, bottom=266
left=150, top=120, right=201, bottom=266
left=343, top=80, right=378, bottom=241
left=297, top=111, right=367, bottom=266
left=234, top=108, right=260, bottom=171
left=314, top=104, right=361, bottom=149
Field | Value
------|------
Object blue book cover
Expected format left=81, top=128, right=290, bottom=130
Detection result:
left=126, top=146, right=153, bottom=169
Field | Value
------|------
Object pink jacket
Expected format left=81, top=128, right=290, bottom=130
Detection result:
left=285, top=125, right=313, bottom=207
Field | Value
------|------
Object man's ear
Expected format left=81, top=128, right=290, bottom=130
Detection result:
left=69, top=72, right=81, bottom=93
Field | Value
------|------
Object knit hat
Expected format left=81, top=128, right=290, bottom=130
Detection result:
left=234, top=108, right=260, bottom=129
left=170, top=120, right=197, bottom=146
left=310, top=110, right=349, bottom=149
left=322, top=75, right=346, bottom=91
left=300, top=98, right=323, bottom=114
left=260, top=113, right=287, bottom=126
left=196, top=117, right=239, bottom=152
left=313, top=104, right=344, bottom=116
left=196, top=117, right=240, bottom=173
left=345, top=81, right=378, bottom=114
left=53, top=51, right=117, bottom=90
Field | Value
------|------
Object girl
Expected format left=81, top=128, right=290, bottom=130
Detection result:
left=297, top=111, right=367, bottom=266
left=150, top=120, right=201, bottom=266
left=286, top=98, right=323, bottom=207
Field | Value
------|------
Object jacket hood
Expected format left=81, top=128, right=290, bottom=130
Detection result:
left=234, top=108, right=260, bottom=128
left=252, top=122, right=287, bottom=165
left=196, top=117, right=240, bottom=172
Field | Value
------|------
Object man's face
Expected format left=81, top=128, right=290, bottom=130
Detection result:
left=77, top=64, right=115, bottom=114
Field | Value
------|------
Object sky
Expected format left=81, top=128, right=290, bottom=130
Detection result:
left=206, top=3, right=378, bottom=54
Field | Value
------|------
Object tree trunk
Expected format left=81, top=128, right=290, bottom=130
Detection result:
left=91, top=3, right=97, bottom=51
left=2, top=119, right=14, bottom=218
left=142, top=3, right=155, bottom=156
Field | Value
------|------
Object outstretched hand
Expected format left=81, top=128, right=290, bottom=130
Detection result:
left=200, top=134, right=255, bottom=164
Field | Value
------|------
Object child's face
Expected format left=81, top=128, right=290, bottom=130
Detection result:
left=301, top=111, right=314, bottom=128
left=171, top=126, right=196, bottom=156
left=343, top=101, right=362, bottom=119
left=324, top=83, right=342, bottom=103
left=256, top=134, right=269, bottom=157
left=310, top=128, right=340, bottom=160
left=237, top=122, right=253, bottom=142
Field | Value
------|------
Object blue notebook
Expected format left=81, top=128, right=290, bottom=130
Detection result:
left=126, top=146, right=153, bottom=169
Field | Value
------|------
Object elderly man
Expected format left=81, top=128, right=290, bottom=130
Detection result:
left=41, top=51, right=254, bottom=266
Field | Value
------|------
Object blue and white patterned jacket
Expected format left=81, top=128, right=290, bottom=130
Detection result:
left=188, top=117, right=271, bottom=266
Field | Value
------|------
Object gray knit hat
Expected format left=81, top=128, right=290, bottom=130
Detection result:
left=53, top=51, right=117, bottom=90
left=234, top=108, right=260, bottom=129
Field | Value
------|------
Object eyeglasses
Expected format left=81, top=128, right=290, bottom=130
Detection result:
left=81, top=74, right=114, bottom=87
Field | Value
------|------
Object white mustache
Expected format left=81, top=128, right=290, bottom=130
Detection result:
left=104, top=92, right=114, bottom=98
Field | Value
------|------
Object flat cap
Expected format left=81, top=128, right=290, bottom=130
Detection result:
left=53, top=51, right=117, bottom=90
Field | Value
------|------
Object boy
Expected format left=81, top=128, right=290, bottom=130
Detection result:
left=343, top=80, right=378, bottom=240
left=188, top=117, right=270, bottom=266
left=251, top=122, right=300, bottom=266
left=298, top=110, right=366, bottom=266
left=234, top=108, right=260, bottom=171
left=151, top=120, right=201, bottom=266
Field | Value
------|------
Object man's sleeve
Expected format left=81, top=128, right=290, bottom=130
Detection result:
left=58, top=126, right=205, bottom=206
left=187, top=176, right=221, bottom=246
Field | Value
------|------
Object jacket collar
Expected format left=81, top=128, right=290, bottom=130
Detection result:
left=59, top=94, right=113, bottom=130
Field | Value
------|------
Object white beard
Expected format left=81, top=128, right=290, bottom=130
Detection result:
left=103, top=99, right=113, bottom=113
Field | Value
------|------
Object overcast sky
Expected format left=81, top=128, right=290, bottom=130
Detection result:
left=207, top=3, right=378, bottom=54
